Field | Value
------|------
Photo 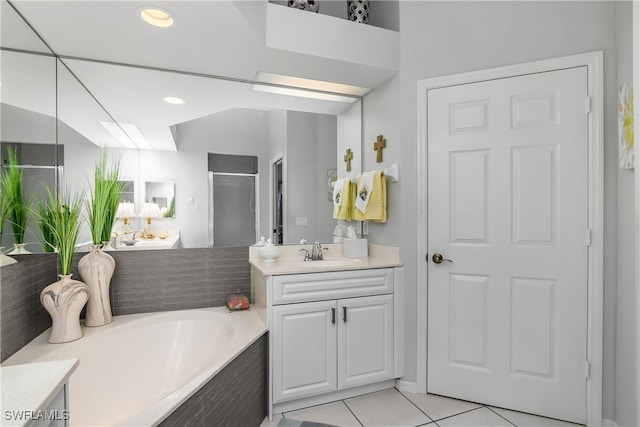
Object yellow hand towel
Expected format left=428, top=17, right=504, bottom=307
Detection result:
left=354, top=170, right=387, bottom=223
left=333, top=178, right=354, bottom=221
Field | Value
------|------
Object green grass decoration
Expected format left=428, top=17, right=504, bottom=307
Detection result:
left=87, top=150, right=125, bottom=245
left=35, top=196, right=57, bottom=253
left=39, top=186, right=83, bottom=276
left=0, top=183, right=10, bottom=242
left=1, top=146, right=29, bottom=244
left=164, top=198, right=175, bottom=218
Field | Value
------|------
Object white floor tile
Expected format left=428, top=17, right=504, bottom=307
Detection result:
left=344, top=388, right=432, bottom=427
left=285, top=401, right=361, bottom=427
left=260, top=413, right=284, bottom=427
left=489, top=407, right=584, bottom=427
left=437, top=407, right=513, bottom=427
left=399, top=392, right=483, bottom=421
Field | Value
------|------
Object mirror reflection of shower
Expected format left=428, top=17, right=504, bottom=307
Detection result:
left=208, top=153, right=258, bottom=247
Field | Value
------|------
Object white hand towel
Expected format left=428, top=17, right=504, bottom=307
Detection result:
left=355, top=171, right=375, bottom=214
left=333, top=178, right=345, bottom=217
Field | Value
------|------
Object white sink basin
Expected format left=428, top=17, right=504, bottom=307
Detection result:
left=294, top=259, right=360, bottom=269
left=132, top=240, right=171, bottom=247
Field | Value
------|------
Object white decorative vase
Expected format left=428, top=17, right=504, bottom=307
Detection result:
left=348, top=0, right=369, bottom=23
left=40, top=274, right=89, bottom=343
left=78, top=244, right=115, bottom=327
left=258, top=240, right=281, bottom=263
left=101, top=239, right=114, bottom=251
left=7, top=243, right=31, bottom=255
left=0, top=247, right=17, bottom=267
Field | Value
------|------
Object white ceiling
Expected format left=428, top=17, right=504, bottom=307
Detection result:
left=2, top=0, right=394, bottom=151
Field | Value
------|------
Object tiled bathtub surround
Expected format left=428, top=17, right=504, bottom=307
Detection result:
left=107, top=247, right=251, bottom=315
left=0, top=247, right=251, bottom=362
left=0, top=254, right=59, bottom=362
left=160, top=333, right=267, bottom=427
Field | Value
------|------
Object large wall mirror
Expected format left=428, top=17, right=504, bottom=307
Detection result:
left=1, top=0, right=363, bottom=252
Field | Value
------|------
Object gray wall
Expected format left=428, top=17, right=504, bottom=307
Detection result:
left=0, top=247, right=251, bottom=363
left=614, top=2, right=637, bottom=426
left=361, top=1, right=633, bottom=423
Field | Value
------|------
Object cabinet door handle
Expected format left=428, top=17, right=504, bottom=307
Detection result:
left=343, top=306, right=347, bottom=323
left=331, top=307, right=336, bottom=324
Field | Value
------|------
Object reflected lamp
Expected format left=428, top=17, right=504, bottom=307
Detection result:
left=138, top=202, right=162, bottom=225
left=116, top=202, right=136, bottom=227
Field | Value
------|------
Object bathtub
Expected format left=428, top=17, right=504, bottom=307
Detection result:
left=2, top=307, right=267, bottom=426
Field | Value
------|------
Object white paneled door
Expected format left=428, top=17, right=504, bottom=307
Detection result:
left=427, top=67, right=589, bottom=424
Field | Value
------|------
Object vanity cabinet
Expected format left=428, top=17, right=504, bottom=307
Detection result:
left=266, top=267, right=401, bottom=414
left=272, top=294, right=394, bottom=404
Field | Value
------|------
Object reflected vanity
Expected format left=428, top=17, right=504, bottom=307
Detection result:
left=1, top=0, right=364, bottom=256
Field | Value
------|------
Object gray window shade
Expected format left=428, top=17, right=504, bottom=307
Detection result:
left=208, top=153, right=258, bottom=174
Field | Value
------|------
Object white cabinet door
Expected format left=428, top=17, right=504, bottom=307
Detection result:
left=338, top=294, right=394, bottom=390
left=272, top=300, right=337, bottom=403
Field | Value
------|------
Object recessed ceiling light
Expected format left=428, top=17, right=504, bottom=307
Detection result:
left=139, top=7, right=175, bottom=28
left=163, top=96, right=186, bottom=105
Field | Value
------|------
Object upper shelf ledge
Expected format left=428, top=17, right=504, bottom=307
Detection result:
left=237, top=1, right=399, bottom=73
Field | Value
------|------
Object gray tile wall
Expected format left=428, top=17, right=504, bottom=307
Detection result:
left=0, top=254, right=58, bottom=362
left=159, top=333, right=267, bottom=427
left=1, top=247, right=251, bottom=362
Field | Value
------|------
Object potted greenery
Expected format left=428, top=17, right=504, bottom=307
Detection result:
left=0, top=181, right=17, bottom=267
left=87, top=150, right=126, bottom=247
left=35, top=195, right=57, bottom=253
left=78, top=150, right=125, bottom=327
left=38, top=186, right=89, bottom=343
left=2, top=146, right=30, bottom=254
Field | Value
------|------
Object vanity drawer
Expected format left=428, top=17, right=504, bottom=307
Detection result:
left=271, top=268, right=394, bottom=305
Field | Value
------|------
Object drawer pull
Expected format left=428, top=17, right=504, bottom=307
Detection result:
left=331, top=307, right=336, bottom=324
left=343, top=306, right=348, bottom=323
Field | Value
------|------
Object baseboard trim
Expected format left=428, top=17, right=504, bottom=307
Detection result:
left=602, top=419, right=619, bottom=427
left=395, top=379, right=418, bottom=394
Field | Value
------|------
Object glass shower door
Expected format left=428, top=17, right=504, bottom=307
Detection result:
left=208, top=172, right=257, bottom=247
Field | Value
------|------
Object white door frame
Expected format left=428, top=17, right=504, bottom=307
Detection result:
left=634, top=4, right=640, bottom=425
left=270, top=153, right=285, bottom=244
left=416, top=51, right=604, bottom=426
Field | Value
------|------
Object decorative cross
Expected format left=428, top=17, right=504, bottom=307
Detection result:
left=344, top=148, right=353, bottom=172
left=374, top=135, right=386, bottom=163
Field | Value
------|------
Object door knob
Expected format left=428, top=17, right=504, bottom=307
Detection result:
left=432, top=253, right=453, bottom=264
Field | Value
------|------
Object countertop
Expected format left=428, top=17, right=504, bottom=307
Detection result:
left=0, top=358, right=78, bottom=426
left=249, top=243, right=401, bottom=276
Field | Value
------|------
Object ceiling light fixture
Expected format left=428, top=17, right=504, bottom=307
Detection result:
left=251, top=84, right=359, bottom=104
left=139, top=7, right=175, bottom=28
left=163, top=96, right=186, bottom=105
left=255, top=72, right=370, bottom=97
left=100, top=121, right=151, bottom=150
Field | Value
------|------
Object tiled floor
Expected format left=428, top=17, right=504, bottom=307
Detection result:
left=260, top=388, right=584, bottom=427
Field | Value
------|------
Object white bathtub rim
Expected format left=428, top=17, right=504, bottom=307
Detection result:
left=117, top=308, right=267, bottom=427
left=2, top=307, right=267, bottom=427
left=3, top=308, right=243, bottom=365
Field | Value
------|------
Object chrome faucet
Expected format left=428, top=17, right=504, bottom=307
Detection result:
left=310, top=241, right=325, bottom=261
left=299, top=242, right=327, bottom=261
left=299, top=248, right=311, bottom=261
